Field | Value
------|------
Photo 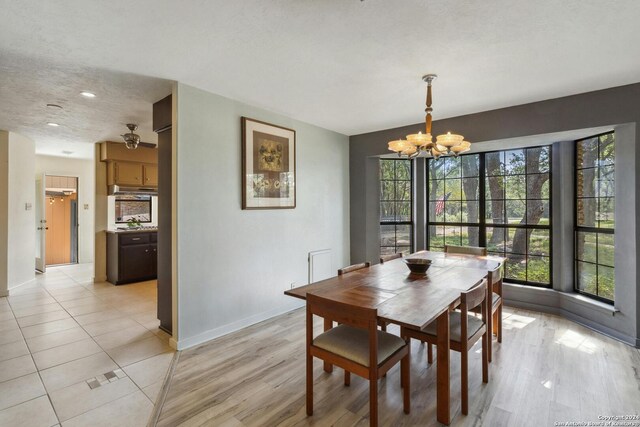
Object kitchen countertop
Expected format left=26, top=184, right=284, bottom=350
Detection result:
left=106, top=228, right=158, bottom=234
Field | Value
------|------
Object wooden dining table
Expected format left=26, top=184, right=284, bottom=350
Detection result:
left=284, top=250, right=504, bottom=425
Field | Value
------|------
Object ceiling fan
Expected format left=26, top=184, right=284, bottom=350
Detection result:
left=120, top=123, right=156, bottom=149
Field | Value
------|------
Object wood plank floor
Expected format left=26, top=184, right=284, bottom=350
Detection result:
left=155, top=307, right=640, bottom=427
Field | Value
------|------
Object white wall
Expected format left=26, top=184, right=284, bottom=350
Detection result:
left=107, top=196, right=158, bottom=230
left=0, top=131, right=35, bottom=294
left=174, top=83, right=350, bottom=348
left=35, top=154, right=95, bottom=264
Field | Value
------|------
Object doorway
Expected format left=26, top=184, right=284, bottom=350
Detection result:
left=38, top=175, right=79, bottom=268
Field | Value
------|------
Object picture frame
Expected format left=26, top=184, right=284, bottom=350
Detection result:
left=241, top=117, right=296, bottom=209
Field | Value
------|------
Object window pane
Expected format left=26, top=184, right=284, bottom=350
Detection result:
left=485, top=176, right=504, bottom=200
left=395, top=181, right=411, bottom=201
left=461, top=201, right=479, bottom=223
left=380, top=224, right=395, bottom=247
left=505, top=256, right=526, bottom=281
left=576, top=137, right=598, bottom=169
left=380, top=180, right=394, bottom=201
left=485, top=200, right=505, bottom=225
left=505, top=175, right=526, bottom=199
left=444, top=201, right=462, bottom=223
left=576, top=168, right=597, bottom=199
left=597, top=165, right=614, bottom=198
left=430, top=159, right=446, bottom=179
left=527, top=146, right=550, bottom=173
left=505, top=200, right=526, bottom=224
left=395, top=161, right=410, bottom=180
left=526, top=200, right=549, bottom=225
left=396, top=225, right=411, bottom=248
left=380, top=202, right=395, bottom=222
left=598, top=197, right=614, bottom=228
left=444, top=178, right=461, bottom=200
left=599, top=133, right=615, bottom=166
left=462, top=226, right=480, bottom=247
left=429, top=201, right=445, bottom=222
left=527, top=256, right=550, bottom=284
left=380, top=246, right=396, bottom=256
left=396, top=202, right=411, bottom=222
left=429, top=179, right=444, bottom=201
left=598, top=266, right=615, bottom=300
left=505, top=149, right=525, bottom=175
left=444, top=226, right=462, bottom=246
left=461, top=155, right=480, bottom=178
left=429, top=225, right=444, bottom=249
left=380, top=160, right=395, bottom=179
left=597, top=234, right=615, bottom=267
left=529, top=229, right=550, bottom=256
left=444, top=157, right=461, bottom=178
left=577, top=261, right=597, bottom=294
left=486, top=227, right=505, bottom=252
left=577, top=198, right=597, bottom=227
left=526, top=173, right=549, bottom=199
left=576, top=231, right=597, bottom=263
left=461, top=177, right=479, bottom=200
left=485, top=152, right=505, bottom=176
left=505, top=228, right=527, bottom=256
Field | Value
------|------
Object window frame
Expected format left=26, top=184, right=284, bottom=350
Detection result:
left=426, top=145, right=553, bottom=288
left=379, top=158, right=414, bottom=256
left=573, top=131, right=615, bottom=304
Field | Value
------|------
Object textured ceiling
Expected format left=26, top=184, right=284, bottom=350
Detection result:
left=0, top=51, right=171, bottom=159
left=1, top=0, right=639, bottom=148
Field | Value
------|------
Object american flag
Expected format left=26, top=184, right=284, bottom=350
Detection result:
left=435, top=192, right=452, bottom=215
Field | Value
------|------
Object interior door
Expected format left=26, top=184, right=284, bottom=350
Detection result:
left=35, top=173, right=47, bottom=272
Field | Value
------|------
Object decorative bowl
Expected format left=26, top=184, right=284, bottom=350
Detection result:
left=403, top=258, right=432, bottom=275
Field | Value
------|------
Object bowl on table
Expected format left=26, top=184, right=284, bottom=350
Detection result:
left=403, top=258, right=432, bottom=275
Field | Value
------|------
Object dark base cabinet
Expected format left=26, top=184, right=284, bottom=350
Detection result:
left=107, top=232, right=158, bottom=285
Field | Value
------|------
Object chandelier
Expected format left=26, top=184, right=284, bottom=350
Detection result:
left=388, top=74, right=471, bottom=159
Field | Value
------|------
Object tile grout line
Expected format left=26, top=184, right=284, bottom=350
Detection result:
left=4, top=285, right=62, bottom=425
left=147, top=350, right=180, bottom=427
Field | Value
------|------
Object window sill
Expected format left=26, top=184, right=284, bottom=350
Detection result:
left=503, top=282, right=618, bottom=316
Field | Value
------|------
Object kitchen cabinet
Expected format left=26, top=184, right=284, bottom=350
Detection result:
left=143, top=164, right=158, bottom=186
left=107, top=231, right=157, bottom=285
left=114, top=162, right=143, bottom=186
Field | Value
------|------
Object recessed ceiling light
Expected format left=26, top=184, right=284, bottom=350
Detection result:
left=47, top=122, right=60, bottom=127
left=46, top=103, right=63, bottom=110
left=80, top=91, right=96, bottom=98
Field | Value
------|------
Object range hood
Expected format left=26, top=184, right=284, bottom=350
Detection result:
left=108, top=185, right=158, bottom=196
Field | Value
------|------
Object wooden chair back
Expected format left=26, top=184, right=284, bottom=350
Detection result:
left=445, top=245, right=488, bottom=256
left=380, top=253, right=402, bottom=264
left=338, top=262, right=371, bottom=275
left=461, top=280, right=488, bottom=313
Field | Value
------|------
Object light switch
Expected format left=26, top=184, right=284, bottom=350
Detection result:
left=84, top=204, right=89, bottom=210
left=25, top=203, right=32, bottom=211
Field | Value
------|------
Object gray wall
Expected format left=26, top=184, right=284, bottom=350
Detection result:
left=349, top=83, right=640, bottom=346
left=174, top=83, right=350, bottom=349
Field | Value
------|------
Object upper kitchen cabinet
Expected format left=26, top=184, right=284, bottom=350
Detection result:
left=113, top=161, right=143, bottom=186
left=143, top=164, right=158, bottom=186
left=100, top=141, right=158, bottom=188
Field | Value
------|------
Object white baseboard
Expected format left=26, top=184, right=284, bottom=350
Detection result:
left=7, top=278, right=37, bottom=296
left=174, top=300, right=305, bottom=351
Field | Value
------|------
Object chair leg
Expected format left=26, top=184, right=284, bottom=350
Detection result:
left=370, top=377, right=378, bottom=427
left=461, top=350, right=468, bottom=415
left=381, top=323, right=387, bottom=332
left=402, top=350, right=410, bottom=414
left=306, top=353, right=313, bottom=416
left=487, top=311, right=493, bottom=364
left=344, top=370, right=350, bottom=386
left=492, top=310, right=498, bottom=336
left=323, top=319, right=333, bottom=373
left=427, top=343, right=433, bottom=364
left=497, top=305, right=503, bottom=343
left=482, top=332, right=489, bottom=384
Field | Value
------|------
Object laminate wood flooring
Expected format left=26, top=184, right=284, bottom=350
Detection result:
left=155, top=307, right=640, bottom=426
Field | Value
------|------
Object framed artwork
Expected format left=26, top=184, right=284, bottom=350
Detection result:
left=241, top=117, right=296, bottom=209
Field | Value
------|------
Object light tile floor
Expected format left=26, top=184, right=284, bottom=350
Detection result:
left=0, top=264, right=174, bottom=426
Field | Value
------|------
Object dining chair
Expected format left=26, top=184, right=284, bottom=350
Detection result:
left=444, top=244, right=488, bottom=256
left=338, top=262, right=371, bottom=275
left=401, top=280, right=488, bottom=415
left=307, top=293, right=411, bottom=426
left=380, top=253, right=402, bottom=264
left=473, top=264, right=504, bottom=362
